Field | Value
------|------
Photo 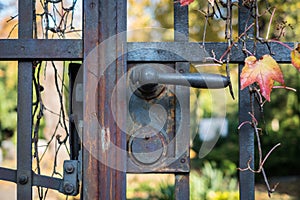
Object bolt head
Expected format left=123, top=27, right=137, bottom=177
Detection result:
left=63, top=182, right=74, bottom=194
left=18, top=175, right=28, bottom=185
left=179, top=69, right=185, bottom=73
left=65, top=163, right=74, bottom=174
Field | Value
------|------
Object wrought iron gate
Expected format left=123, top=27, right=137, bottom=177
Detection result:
left=0, top=0, right=294, bottom=199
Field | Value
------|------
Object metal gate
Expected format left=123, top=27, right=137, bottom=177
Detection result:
left=0, top=0, right=294, bottom=199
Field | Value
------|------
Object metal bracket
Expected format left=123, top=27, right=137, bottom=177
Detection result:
left=0, top=160, right=80, bottom=196
left=59, top=160, right=80, bottom=196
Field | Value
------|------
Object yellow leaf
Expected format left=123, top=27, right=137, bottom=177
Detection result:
left=291, top=44, right=300, bottom=72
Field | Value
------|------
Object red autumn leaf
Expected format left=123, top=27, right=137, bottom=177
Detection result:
left=179, top=0, right=194, bottom=6
left=240, top=55, right=285, bottom=101
left=291, top=44, right=300, bottom=72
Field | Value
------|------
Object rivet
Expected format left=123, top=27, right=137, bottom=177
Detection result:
left=63, top=182, right=74, bottom=194
left=65, top=163, right=74, bottom=174
left=180, top=158, right=186, bottom=163
left=90, top=2, right=96, bottom=9
left=179, top=69, right=184, bottom=73
left=18, top=175, right=28, bottom=185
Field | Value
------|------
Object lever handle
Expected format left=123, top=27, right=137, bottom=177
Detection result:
left=131, top=67, right=230, bottom=89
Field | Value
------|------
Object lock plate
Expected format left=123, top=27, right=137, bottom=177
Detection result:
left=127, top=63, right=190, bottom=173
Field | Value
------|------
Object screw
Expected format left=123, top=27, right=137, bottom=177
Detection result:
left=65, top=163, right=74, bottom=174
left=18, top=175, right=28, bottom=185
left=90, top=2, right=96, bottom=9
left=180, top=158, right=186, bottom=163
left=63, top=182, right=74, bottom=194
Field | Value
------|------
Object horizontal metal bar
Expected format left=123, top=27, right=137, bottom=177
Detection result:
left=127, top=42, right=209, bottom=62
left=32, top=173, right=62, bottom=191
left=127, top=42, right=294, bottom=63
left=0, top=167, right=17, bottom=183
left=0, top=167, right=62, bottom=191
left=0, top=40, right=294, bottom=63
left=0, top=39, right=82, bottom=60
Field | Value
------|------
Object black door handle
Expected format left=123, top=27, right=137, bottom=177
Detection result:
left=130, top=65, right=230, bottom=89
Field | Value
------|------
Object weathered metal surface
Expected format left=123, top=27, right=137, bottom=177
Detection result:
left=0, top=168, right=17, bottom=182
left=238, top=2, right=255, bottom=200
left=82, top=0, right=101, bottom=199
left=0, top=39, right=82, bottom=60
left=0, top=167, right=76, bottom=193
left=129, top=127, right=167, bottom=165
left=100, top=1, right=127, bottom=199
left=175, top=174, right=189, bottom=200
left=174, top=1, right=188, bottom=41
left=0, top=40, right=293, bottom=63
left=127, top=42, right=294, bottom=63
left=238, top=67, right=255, bottom=200
left=32, top=174, right=62, bottom=191
left=82, top=0, right=127, bottom=199
left=59, top=160, right=79, bottom=195
left=174, top=3, right=190, bottom=200
left=17, top=0, right=34, bottom=199
left=126, top=63, right=180, bottom=172
left=127, top=42, right=209, bottom=62
left=130, top=65, right=230, bottom=89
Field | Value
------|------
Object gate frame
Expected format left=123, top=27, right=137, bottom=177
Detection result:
left=0, top=0, right=294, bottom=199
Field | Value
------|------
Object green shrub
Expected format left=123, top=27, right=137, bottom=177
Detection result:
left=127, top=161, right=239, bottom=200
left=190, top=161, right=238, bottom=200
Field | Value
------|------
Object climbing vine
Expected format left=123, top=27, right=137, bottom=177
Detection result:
left=180, top=0, right=299, bottom=196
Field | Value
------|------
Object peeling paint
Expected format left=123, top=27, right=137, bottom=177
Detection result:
left=101, top=127, right=110, bottom=151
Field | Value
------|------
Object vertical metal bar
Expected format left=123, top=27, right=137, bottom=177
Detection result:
left=17, top=0, right=33, bottom=199
left=115, top=0, right=127, bottom=198
left=82, top=0, right=100, bottom=199
left=174, top=1, right=189, bottom=41
left=238, top=70, right=255, bottom=200
left=69, top=63, right=82, bottom=160
left=238, top=2, right=255, bottom=200
left=98, top=1, right=126, bottom=199
left=174, top=2, right=190, bottom=200
left=175, top=62, right=190, bottom=200
left=83, top=0, right=127, bottom=199
left=175, top=174, right=189, bottom=200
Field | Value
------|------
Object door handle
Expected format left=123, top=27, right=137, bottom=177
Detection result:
left=130, top=65, right=230, bottom=89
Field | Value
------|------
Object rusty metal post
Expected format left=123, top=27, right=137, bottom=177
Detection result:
left=82, top=0, right=127, bottom=199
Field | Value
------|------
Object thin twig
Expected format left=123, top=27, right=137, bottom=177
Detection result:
left=273, top=85, right=297, bottom=92
left=266, top=8, right=276, bottom=40
left=202, top=4, right=210, bottom=47
left=6, top=14, right=18, bottom=23
left=7, top=23, right=18, bottom=38
left=268, top=39, right=293, bottom=51
left=219, top=23, right=255, bottom=61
